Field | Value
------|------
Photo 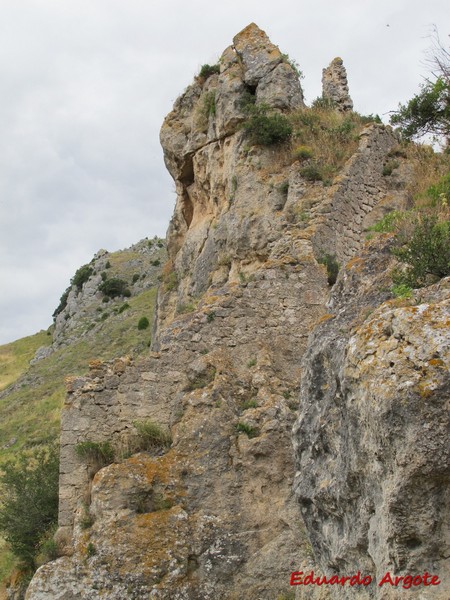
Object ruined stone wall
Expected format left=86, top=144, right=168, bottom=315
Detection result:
left=310, top=124, right=401, bottom=264
left=58, top=355, right=183, bottom=530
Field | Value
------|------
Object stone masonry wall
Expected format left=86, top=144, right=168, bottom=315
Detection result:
left=310, top=124, right=401, bottom=264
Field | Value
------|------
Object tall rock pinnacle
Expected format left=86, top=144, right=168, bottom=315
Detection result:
left=322, top=57, right=353, bottom=111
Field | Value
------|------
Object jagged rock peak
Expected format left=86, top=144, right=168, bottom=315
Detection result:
left=232, top=23, right=283, bottom=85
left=160, top=23, right=304, bottom=181
left=322, top=56, right=353, bottom=112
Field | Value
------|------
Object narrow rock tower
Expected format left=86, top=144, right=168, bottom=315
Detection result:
left=322, top=56, right=353, bottom=111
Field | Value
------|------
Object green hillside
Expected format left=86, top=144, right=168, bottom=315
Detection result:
left=0, top=239, right=165, bottom=587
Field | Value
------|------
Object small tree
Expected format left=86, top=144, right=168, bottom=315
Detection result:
left=99, top=278, right=130, bottom=298
left=71, top=264, right=93, bottom=290
left=392, top=213, right=450, bottom=288
left=137, top=316, right=150, bottom=330
left=390, top=28, right=450, bottom=147
left=0, top=446, right=59, bottom=570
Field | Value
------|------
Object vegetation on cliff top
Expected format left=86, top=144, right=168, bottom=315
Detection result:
left=390, top=28, right=449, bottom=147
left=369, top=147, right=450, bottom=291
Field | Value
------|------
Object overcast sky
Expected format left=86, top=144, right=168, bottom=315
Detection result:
left=0, top=0, right=449, bottom=344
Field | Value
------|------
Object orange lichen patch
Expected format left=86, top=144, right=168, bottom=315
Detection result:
left=88, top=359, right=104, bottom=370
left=64, top=375, right=82, bottom=392
left=428, top=358, right=445, bottom=368
left=385, top=297, right=414, bottom=309
left=346, top=257, right=365, bottom=272
left=103, top=505, right=190, bottom=579
left=125, top=451, right=178, bottom=489
left=201, top=293, right=220, bottom=305
left=317, top=314, right=335, bottom=324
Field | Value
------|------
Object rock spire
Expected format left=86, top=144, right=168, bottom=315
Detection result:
left=322, top=56, right=353, bottom=111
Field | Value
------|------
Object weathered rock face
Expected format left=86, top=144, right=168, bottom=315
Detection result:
left=322, top=57, right=353, bottom=112
left=24, top=22, right=444, bottom=600
left=293, top=241, right=450, bottom=599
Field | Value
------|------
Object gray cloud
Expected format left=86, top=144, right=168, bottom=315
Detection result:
left=1, top=0, right=449, bottom=343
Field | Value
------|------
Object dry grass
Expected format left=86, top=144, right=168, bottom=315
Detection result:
left=287, top=107, right=369, bottom=182
left=404, top=143, right=450, bottom=208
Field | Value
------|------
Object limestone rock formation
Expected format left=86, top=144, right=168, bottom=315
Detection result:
left=294, top=242, right=450, bottom=599
left=23, top=22, right=449, bottom=600
left=322, top=57, right=353, bottom=112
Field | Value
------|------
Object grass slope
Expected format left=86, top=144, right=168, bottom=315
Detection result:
left=0, top=286, right=158, bottom=463
left=0, top=332, right=51, bottom=393
left=0, top=277, right=159, bottom=587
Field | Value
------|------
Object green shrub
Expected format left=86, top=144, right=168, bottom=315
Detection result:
left=300, top=164, right=324, bottom=182
left=137, top=316, right=150, bottom=330
left=293, top=145, right=313, bottom=161
left=207, top=311, right=216, bottom=323
left=164, top=271, right=179, bottom=292
left=177, top=302, right=195, bottom=314
left=392, top=283, right=413, bottom=298
left=392, top=214, right=450, bottom=288
left=280, top=53, right=303, bottom=79
left=279, top=180, right=289, bottom=195
left=243, top=104, right=292, bottom=146
left=247, top=358, right=257, bottom=368
left=236, top=422, right=258, bottom=438
left=369, top=211, right=405, bottom=233
left=75, top=441, right=115, bottom=466
left=86, top=543, right=96, bottom=557
left=118, top=302, right=130, bottom=314
left=0, top=446, right=59, bottom=570
left=37, top=531, right=59, bottom=565
left=152, top=492, right=174, bottom=511
left=105, top=261, right=111, bottom=269
left=241, top=399, right=258, bottom=410
left=133, top=420, right=172, bottom=452
left=132, top=273, right=140, bottom=283
left=382, top=160, right=400, bottom=176
left=52, top=287, right=70, bottom=319
left=99, top=278, right=130, bottom=299
left=198, top=63, right=220, bottom=80
left=151, top=259, right=161, bottom=267
left=318, top=253, right=339, bottom=285
left=202, top=91, right=216, bottom=117
left=358, top=113, right=382, bottom=124
left=72, top=264, right=93, bottom=290
left=426, top=172, right=450, bottom=205
left=79, top=509, right=94, bottom=530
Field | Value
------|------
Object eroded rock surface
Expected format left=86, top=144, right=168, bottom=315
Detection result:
left=293, top=241, right=450, bottom=599
left=322, top=57, right=353, bottom=112
left=24, top=22, right=446, bottom=600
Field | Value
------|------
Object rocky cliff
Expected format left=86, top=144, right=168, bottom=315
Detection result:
left=23, top=23, right=449, bottom=600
